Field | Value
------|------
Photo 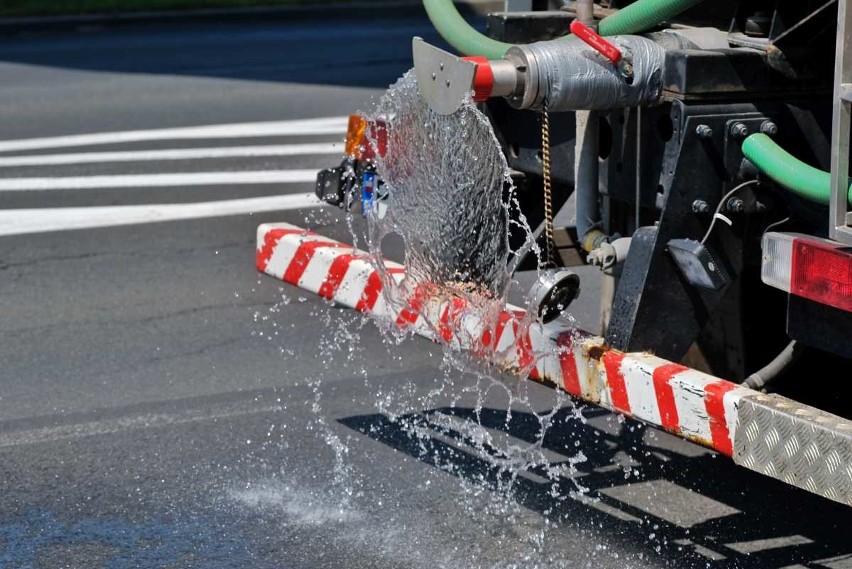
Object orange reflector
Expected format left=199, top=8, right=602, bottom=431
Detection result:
left=343, top=113, right=388, bottom=161
left=344, top=114, right=368, bottom=158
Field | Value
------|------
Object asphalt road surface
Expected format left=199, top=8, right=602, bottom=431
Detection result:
left=0, top=13, right=851, bottom=569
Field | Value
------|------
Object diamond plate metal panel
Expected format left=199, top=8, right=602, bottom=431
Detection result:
left=734, top=393, right=852, bottom=506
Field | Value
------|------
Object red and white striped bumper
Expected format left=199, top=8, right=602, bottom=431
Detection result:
left=257, top=222, right=852, bottom=506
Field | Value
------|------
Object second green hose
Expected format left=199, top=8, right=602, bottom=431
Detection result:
left=742, top=133, right=852, bottom=207
left=422, top=0, right=706, bottom=60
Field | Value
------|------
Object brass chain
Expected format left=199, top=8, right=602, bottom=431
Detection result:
left=541, top=101, right=555, bottom=268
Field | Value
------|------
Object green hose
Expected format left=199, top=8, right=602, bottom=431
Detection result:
left=597, top=0, right=704, bottom=37
left=742, top=133, right=852, bottom=207
left=422, top=0, right=704, bottom=59
left=423, top=0, right=513, bottom=60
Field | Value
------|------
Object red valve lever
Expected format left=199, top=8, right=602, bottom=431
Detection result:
left=570, top=20, right=622, bottom=65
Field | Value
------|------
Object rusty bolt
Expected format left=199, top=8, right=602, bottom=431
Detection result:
left=692, top=199, right=711, bottom=213
left=695, top=124, right=714, bottom=139
left=730, top=123, right=749, bottom=139
left=760, top=121, right=778, bottom=136
left=727, top=198, right=745, bottom=213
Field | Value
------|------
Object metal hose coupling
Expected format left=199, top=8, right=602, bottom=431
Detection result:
left=504, top=35, right=666, bottom=112
left=412, top=35, right=665, bottom=115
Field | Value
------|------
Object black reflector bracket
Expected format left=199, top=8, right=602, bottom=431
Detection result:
left=667, top=238, right=730, bottom=290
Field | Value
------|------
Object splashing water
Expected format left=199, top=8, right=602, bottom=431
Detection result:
left=351, top=71, right=590, bottom=500
left=366, top=70, right=514, bottom=295
left=360, top=71, right=541, bottom=355
left=350, top=69, right=597, bottom=547
left=241, top=70, right=653, bottom=569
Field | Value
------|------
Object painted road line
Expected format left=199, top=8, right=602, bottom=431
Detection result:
left=0, top=194, right=322, bottom=237
left=0, top=401, right=285, bottom=448
left=0, top=143, right=342, bottom=167
left=0, top=116, right=348, bottom=154
left=0, top=170, right=319, bottom=191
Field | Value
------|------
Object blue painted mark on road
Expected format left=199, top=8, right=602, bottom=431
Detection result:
left=0, top=509, right=255, bottom=568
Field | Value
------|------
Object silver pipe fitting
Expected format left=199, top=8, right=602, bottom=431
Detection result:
left=504, top=35, right=666, bottom=112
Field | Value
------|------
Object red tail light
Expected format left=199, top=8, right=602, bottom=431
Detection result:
left=791, top=238, right=852, bottom=312
left=762, top=232, right=852, bottom=312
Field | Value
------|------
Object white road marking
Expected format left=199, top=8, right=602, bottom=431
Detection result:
left=0, top=402, right=285, bottom=448
left=0, top=142, right=342, bottom=167
left=0, top=116, right=349, bottom=154
left=0, top=193, right=323, bottom=236
left=0, top=169, right=319, bottom=191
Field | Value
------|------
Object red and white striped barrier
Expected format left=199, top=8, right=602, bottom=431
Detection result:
left=257, top=222, right=852, bottom=505
left=256, top=222, right=748, bottom=455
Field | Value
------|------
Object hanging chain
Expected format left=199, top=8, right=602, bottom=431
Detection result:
left=541, top=100, right=555, bottom=268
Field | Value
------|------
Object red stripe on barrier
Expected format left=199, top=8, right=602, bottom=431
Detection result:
left=602, top=351, right=630, bottom=413
left=256, top=228, right=306, bottom=272
left=282, top=240, right=341, bottom=285
left=438, top=297, right=467, bottom=343
left=704, top=380, right=738, bottom=456
left=396, top=295, right=423, bottom=329
left=556, top=333, right=581, bottom=396
left=356, top=271, right=383, bottom=312
left=317, top=253, right=358, bottom=300
left=653, top=363, right=687, bottom=431
left=438, top=304, right=452, bottom=343
left=397, top=284, right=436, bottom=330
left=354, top=267, right=404, bottom=312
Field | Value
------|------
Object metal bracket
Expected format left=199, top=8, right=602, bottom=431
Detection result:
left=734, top=393, right=852, bottom=506
left=412, top=37, right=477, bottom=116
left=830, top=0, right=852, bottom=245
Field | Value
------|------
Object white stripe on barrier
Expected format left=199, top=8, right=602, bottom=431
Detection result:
left=266, top=233, right=332, bottom=282
left=335, top=261, right=376, bottom=308
left=670, top=369, right=715, bottom=443
left=621, top=355, right=663, bottom=426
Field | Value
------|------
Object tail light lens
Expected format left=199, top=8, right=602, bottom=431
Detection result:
left=761, top=232, right=852, bottom=312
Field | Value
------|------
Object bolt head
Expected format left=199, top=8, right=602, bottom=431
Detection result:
left=760, top=121, right=778, bottom=136
left=692, top=199, right=710, bottom=213
left=727, top=198, right=745, bottom=212
left=695, top=124, right=713, bottom=138
left=730, top=123, right=749, bottom=138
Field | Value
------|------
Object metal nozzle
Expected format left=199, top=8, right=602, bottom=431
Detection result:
left=528, top=268, right=581, bottom=324
left=412, top=37, right=524, bottom=115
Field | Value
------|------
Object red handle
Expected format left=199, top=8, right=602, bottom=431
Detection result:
left=570, top=20, right=622, bottom=65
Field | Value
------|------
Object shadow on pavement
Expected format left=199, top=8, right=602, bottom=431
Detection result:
left=340, top=406, right=852, bottom=569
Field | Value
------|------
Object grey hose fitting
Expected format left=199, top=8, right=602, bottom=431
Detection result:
left=504, top=35, right=666, bottom=112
